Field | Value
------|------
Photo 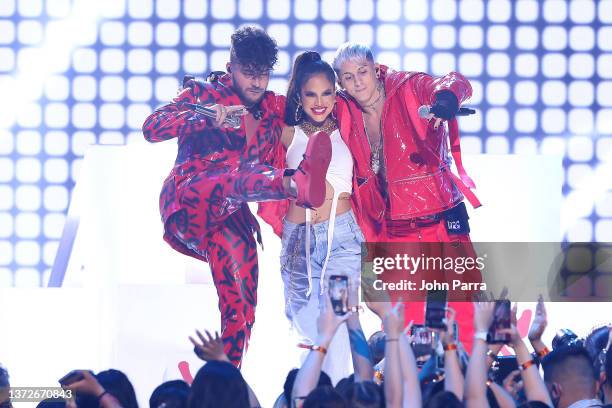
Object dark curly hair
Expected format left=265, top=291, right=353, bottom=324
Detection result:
left=285, top=51, right=337, bottom=126
left=230, top=26, right=278, bottom=72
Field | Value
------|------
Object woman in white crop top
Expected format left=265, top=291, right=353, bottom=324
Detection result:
left=279, top=51, right=371, bottom=385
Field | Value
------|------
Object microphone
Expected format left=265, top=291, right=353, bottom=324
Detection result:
left=418, top=105, right=476, bottom=119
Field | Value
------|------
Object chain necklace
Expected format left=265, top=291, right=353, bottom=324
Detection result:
left=363, top=115, right=383, bottom=174
left=299, top=117, right=337, bottom=136
left=361, top=81, right=385, bottom=111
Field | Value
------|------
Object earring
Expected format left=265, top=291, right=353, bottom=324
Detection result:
left=294, top=100, right=303, bottom=122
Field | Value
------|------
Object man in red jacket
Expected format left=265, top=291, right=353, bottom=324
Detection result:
left=142, top=27, right=330, bottom=367
left=333, top=43, right=482, bottom=348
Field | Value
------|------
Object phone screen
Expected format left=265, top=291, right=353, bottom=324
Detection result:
left=328, top=275, right=348, bottom=315
left=411, top=324, right=433, bottom=357
left=425, top=290, right=447, bottom=329
left=493, top=355, right=519, bottom=383
left=488, top=300, right=511, bottom=344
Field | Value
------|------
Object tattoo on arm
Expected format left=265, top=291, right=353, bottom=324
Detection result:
left=349, top=328, right=372, bottom=362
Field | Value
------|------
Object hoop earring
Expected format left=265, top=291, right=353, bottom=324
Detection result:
left=294, top=101, right=303, bottom=123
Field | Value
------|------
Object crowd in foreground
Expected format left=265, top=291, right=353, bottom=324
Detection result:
left=1, top=294, right=611, bottom=408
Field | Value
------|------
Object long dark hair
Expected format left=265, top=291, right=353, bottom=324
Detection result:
left=285, top=51, right=337, bottom=126
left=188, top=361, right=250, bottom=408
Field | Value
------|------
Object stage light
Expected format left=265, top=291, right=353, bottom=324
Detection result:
left=596, top=193, right=612, bottom=217
left=100, top=21, right=126, bottom=46
left=128, top=22, right=153, bottom=46
left=567, top=218, right=593, bottom=242
left=17, top=104, right=42, bottom=128
left=596, top=137, right=612, bottom=162
left=431, top=52, right=455, bottom=76
left=514, top=109, right=538, bottom=133
left=18, top=0, right=43, bottom=18
left=404, top=0, right=428, bottom=22
left=183, top=22, right=207, bottom=47
left=486, top=109, right=510, bottom=134
left=99, top=104, right=125, bottom=129
left=348, top=24, right=373, bottom=45
left=0, top=159, right=13, bottom=183
left=461, top=136, right=482, bottom=154
left=515, top=26, right=538, bottom=50
left=44, top=186, right=69, bottom=212
left=72, top=48, right=97, bottom=73
left=0, top=242, right=12, bottom=265
left=294, top=24, right=318, bottom=48
left=14, top=267, right=40, bottom=287
left=569, top=136, right=594, bottom=162
left=459, top=0, right=484, bottom=22
left=487, top=26, right=510, bottom=50
left=156, top=0, right=179, bottom=19
left=71, top=103, right=97, bottom=129
left=154, top=76, right=179, bottom=102
left=16, top=158, right=41, bottom=184
left=0, top=213, right=12, bottom=238
left=375, top=0, right=399, bottom=21
left=101, top=0, right=126, bottom=19
left=45, top=103, right=70, bottom=128
left=432, top=0, right=456, bottom=22
left=16, top=131, right=41, bottom=155
left=486, top=53, right=510, bottom=77
left=211, top=23, right=234, bottom=47
left=46, top=0, right=71, bottom=18
left=0, top=130, right=14, bottom=154
left=322, top=24, right=345, bottom=48
left=101, top=76, right=125, bottom=102
left=459, top=112, right=482, bottom=133
left=71, top=131, right=96, bottom=156
left=403, top=52, right=427, bottom=72
left=45, top=76, right=70, bottom=101
left=295, top=0, right=318, bottom=20
left=156, top=22, right=180, bottom=47
left=567, top=108, right=595, bottom=134
left=601, top=0, right=612, bottom=22
left=127, top=104, right=153, bottom=130
left=183, top=51, right=207, bottom=75
left=184, top=0, right=207, bottom=19
left=459, top=25, right=483, bottom=49
left=469, top=80, right=483, bottom=104
left=239, top=0, right=262, bottom=20
left=44, top=159, right=69, bottom=184
left=570, top=26, right=595, bottom=51
left=569, top=54, right=595, bottom=79
left=16, top=185, right=41, bottom=211
left=543, top=26, right=567, bottom=51
left=100, top=49, right=126, bottom=73
left=458, top=53, right=482, bottom=76
left=267, top=0, right=290, bottom=20
left=542, top=81, right=566, bottom=107
left=156, top=49, right=180, bottom=74
left=487, top=0, right=511, bottom=23
left=404, top=25, right=428, bottom=49
left=129, top=0, right=152, bottom=19
left=542, top=53, right=567, bottom=78
left=513, top=137, right=538, bottom=155
left=514, top=53, right=538, bottom=78
left=486, top=81, right=510, bottom=105
left=596, top=221, right=612, bottom=242
left=541, top=108, right=566, bottom=134
left=544, top=0, right=567, bottom=22
left=377, top=25, right=400, bottom=49
left=128, top=49, right=153, bottom=74
left=18, top=20, right=43, bottom=45
left=485, top=135, right=510, bottom=154
left=377, top=52, right=401, bottom=71
left=432, top=25, right=455, bottom=49
left=211, top=0, right=235, bottom=19
left=516, top=0, right=538, bottom=22
left=99, top=131, right=125, bottom=145
left=16, top=213, right=40, bottom=239
left=569, top=81, right=594, bottom=107
left=597, top=82, right=612, bottom=107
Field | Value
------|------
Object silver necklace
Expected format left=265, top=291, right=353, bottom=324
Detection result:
left=363, top=114, right=383, bottom=174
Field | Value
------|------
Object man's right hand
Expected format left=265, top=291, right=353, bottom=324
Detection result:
left=208, top=104, right=246, bottom=128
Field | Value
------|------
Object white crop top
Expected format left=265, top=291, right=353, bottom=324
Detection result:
left=285, top=126, right=354, bottom=295
left=286, top=127, right=353, bottom=195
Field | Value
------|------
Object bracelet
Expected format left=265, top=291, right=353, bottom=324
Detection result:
left=444, top=343, right=458, bottom=351
left=298, top=343, right=327, bottom=355
left=536, top=347, right=550, bottom=359
left=96, top=390, right=109, bottom=401
left=520, top=358, right=536, bottom=371
left=349, top=305, right=364, bottom=313
left=474, top=331, right=488, bottom=342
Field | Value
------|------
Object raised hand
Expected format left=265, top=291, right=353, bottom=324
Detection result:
left=189, top=330, right=230, bottom=363
left=528, top=295, right=548, bottom=342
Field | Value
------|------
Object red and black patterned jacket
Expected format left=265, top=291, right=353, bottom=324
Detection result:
left=142, top=74, right=289, bottom=244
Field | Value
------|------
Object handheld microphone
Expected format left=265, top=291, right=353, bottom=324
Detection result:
left=418, top=105, right=476, bottom=119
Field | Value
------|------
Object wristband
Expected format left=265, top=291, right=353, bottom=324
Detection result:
left=298, top=343, right=327, bottom=355
left=385, top=338, right=399, bottom=342
left=520, top=358, right=536, bottom=371
left=96, top=390, right=109, bottom=401
left=536, top=347, right=550, bottom=359
left=474, top=331, right=488, bottom=342
left=444, top=343, right=458, bottom=351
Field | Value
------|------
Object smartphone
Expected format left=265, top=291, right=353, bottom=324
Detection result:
left=328, top=275, right=349, bottom=315
left=58, top=370, right=84, bottom=386
left=411, top=324, right=434, bottom=358
left=425, top=290, right=448, bottom=329
left=487, top=300, right=511, bottom=344
left=493, top=356, right=519, bottom=383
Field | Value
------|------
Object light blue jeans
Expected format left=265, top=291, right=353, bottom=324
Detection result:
left=280, top=210, right=364, bottom=383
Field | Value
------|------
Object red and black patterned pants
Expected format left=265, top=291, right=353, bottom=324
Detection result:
left=164, top=163, right=287, bottom=367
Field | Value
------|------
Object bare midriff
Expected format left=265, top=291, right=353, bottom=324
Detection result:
left=285, top=181, right=352, bottom=224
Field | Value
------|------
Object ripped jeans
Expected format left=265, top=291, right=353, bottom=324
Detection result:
left=280, top=210, right=364, bottom=384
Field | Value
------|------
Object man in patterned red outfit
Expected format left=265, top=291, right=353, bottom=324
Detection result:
left=142, top=27, right=330, bottom=367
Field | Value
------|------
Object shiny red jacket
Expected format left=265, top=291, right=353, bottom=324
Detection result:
left=336, top=66, right=480, bottom=241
